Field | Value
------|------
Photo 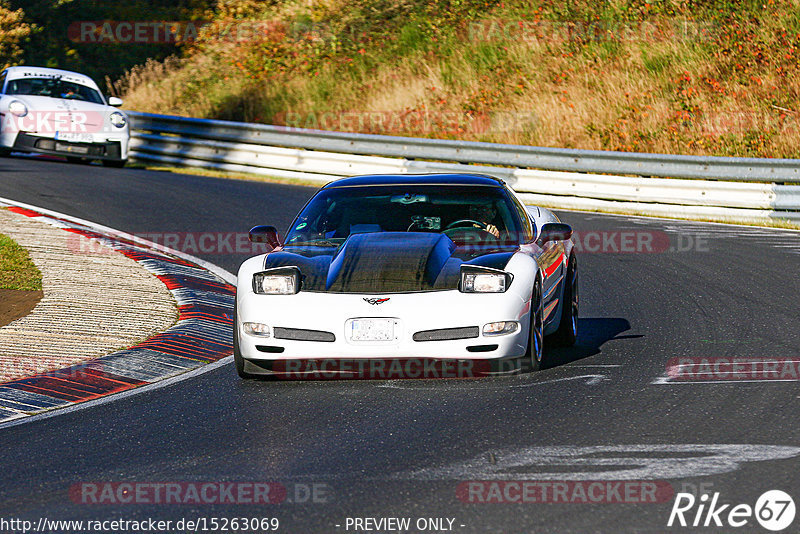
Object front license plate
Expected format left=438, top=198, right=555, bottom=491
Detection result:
left=55, top=132, right=94, bottom=143
left=55, top=142, right=89, bottom=154
left=349, top=319, right=395, bottom=342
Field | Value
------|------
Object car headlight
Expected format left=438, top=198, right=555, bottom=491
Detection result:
left=483, top=321, right=519, bottom=336
left=8, top=100, right=27, bottom=117
left=252, top=267, right=301, bottom=295
left=460, top=265, right=513, bottom=293
left=109, top=111, right=127, bottom=128
left=243, top=322, right=271, bottom=337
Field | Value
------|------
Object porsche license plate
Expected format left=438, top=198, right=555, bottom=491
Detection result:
left=349, top=319, right=395, bottom=341
left=55, top=132, right=93, bottom=143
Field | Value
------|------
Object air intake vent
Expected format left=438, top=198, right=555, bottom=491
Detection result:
left=256, top=345, right=285, bottom=353
left=273, top=327, right=336, bottom=342
left=413, top=326, right=479, bottom=342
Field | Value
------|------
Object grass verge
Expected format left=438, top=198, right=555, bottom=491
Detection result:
left=0, top=232, right=43, bottom=291
left=127, top=161, right=327, bottom=188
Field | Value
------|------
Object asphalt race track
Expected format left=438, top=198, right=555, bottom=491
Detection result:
left=1, top=155, right=799, bottom=533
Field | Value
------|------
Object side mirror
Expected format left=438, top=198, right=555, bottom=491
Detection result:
left=536, top=222, right=573, bottom=246
left=107, top=96, right=123, bottom=107
left=249, top=225, right=281, bottom=248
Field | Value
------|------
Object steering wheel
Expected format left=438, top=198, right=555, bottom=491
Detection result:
left=443, top=219, right=498, bottom=244
left=445, top=219, right=489, bottom=231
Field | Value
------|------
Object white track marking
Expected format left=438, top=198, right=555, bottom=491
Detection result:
left=653, top=377, right=800, bottom=385
left=653, top=359, right=800, bottom=385
left=569, top=364, right=622, bottom=368
left=377, top=374, right=607, bottom=391
left=395, top=444, right=800, bottom=481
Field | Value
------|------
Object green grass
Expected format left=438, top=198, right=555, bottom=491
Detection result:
left=0, top=232, right=42, bottom=291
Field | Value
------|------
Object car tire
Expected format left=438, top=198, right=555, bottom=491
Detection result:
left=523, top=277, right=545, bottom=373
left=102, top=159, right=127, bottom=168
left=549, top=254, right=578, bottom=347
left=233, top=304, right=257, bottom=379
left=0, top=147, right=11, bottom=157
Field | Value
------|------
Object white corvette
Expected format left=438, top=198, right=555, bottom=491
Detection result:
left=235, top=174, right=578, bottom=379
left=0, top=66, right=129, bottom=167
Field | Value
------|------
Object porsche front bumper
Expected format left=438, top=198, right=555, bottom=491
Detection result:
left=5, top=132, right=128, bottom=161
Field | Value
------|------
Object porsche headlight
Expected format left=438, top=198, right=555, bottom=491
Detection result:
left=252, top=267, right=301, bottom=295
left=109, top=111, right=127, bottom=128
left=8, top=100, right=27, bottom=117
left=460, top=266, right=513, bottom=293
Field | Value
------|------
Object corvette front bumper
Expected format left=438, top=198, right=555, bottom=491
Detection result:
left=237, top=290, right=533, bottom=366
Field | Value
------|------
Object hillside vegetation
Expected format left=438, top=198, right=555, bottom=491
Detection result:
left=117, top=0, right=800, bottom=158
left=1, top=0, right=213, bottom=82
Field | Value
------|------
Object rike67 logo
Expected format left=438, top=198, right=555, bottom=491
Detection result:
left=668, top=490, right=795, bottom=531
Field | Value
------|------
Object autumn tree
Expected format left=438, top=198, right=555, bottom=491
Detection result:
left=0, top=0, right=32, bottom=70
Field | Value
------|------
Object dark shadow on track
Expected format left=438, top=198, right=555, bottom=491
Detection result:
left=544, top=317, right=635, bottom=369
left=0, top=153, right=71, bottom=167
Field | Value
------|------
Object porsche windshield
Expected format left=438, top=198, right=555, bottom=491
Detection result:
left=5, top=77, right=105, bottom=105
left=284, top=185, right=525, bottom=246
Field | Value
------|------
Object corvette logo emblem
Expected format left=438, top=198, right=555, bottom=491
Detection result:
left=364, top=297, right=390, bottom=305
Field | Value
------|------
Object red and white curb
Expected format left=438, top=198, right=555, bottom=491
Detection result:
left=0, top=197, right=236, bottom=426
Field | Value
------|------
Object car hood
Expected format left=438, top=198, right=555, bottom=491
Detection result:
left=5, top=95, right=115, bottom=126
left=263, top=232, right=517, bottom=293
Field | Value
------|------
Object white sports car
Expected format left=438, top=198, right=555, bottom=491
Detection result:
left=235, top=174, right=578, bottom=379
left=0, top=66, right=129, bottom=167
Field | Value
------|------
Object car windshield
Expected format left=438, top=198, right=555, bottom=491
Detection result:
left=5, top=77, right=105, bottom=104
left=284, top=184, right=524, bottom=246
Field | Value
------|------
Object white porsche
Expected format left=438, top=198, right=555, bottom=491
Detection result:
left=235, top=174, right=578, bottom=379
left=0, top=66, right=129, bottom=167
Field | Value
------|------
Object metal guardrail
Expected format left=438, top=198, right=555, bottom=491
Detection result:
left=127, top=111, right=800, bottom=222
left=129, top=112, right=800, bottom=183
